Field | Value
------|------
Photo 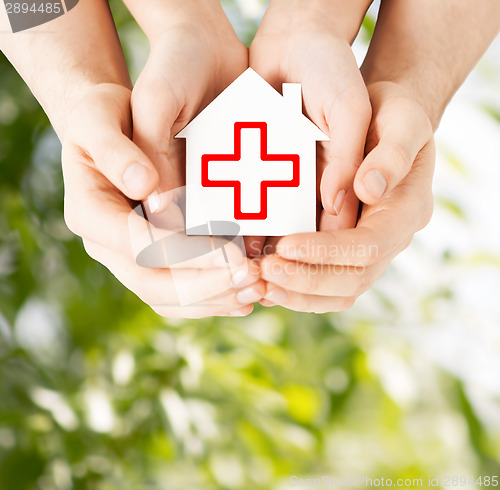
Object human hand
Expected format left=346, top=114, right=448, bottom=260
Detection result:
left=258, top=82, right=435, bottom=313
left=129, top=2, right=248, bottom=220
left=250, top=0, right=372, bottom=237
left=62, top=84, right=265, bottom=318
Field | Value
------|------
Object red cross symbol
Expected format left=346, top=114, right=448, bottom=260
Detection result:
left=201, top=122, right=300, bottom=220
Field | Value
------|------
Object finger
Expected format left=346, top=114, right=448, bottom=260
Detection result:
left=134, top=208, right=248, bottom=270
left=83, top=239, right=262, bottom=308
left=131, top=76, right=180, bottom=214
left=275, top=225, right=398, bottom=268
left=319, top=188, right=359, bottom=232
left=319, top=84, right=372, bottom=217
left=354, top=86, right=433, bottom=205
left=65, top=84, right=159, bottom=201
left=131, top=74, right=182, bottom=212
left=259, top=254, right=392, bottom=297
left=154, top=304, right=255, bottom=320
left=316, top=140, right=360, bottom=232
left=153, top=281, right=266, bottom=319
left=131, top=73, right=180, bottom=162
left=276, top=211, right=411, bottom=268
left=259, top=284, right=356, bottom=314
left=276, top=141, right=436, bottom=266
left=259, top=237, right=416, bottom=314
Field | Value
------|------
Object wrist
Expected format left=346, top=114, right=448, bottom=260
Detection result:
left=0, top=0, right=132, bottom=139
left=261, top=0, right=372, bottom=43
left=125, top=0, right=235, bottom=44
left=362, top=71, right=445, bottom=131
left=365, top=80, right=437, bottom=135
left=52, top=82, right=130, bottom=140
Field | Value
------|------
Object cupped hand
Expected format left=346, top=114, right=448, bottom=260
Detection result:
left=258, top=81, right=435, bottom=313
left=130, top=6, right=263, bottom=258
left=130, top=11, right=248, bottom=208
left=62, top=84, right=265, bottom=318
left=250, top=2, right=372, bottom=236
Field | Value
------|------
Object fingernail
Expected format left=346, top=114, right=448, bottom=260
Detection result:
left=236, top=286, right=262, bottom=305
left=147, top=190, right=160, bottom=213
left=265, top=287, right=288, bottom=305
left=333, top=189, right=346, bottom=215
left=123, top=163, right=150, bottom=197
left=363, top=170, right=387, bottom=199
left=231, top=268, right=251, bottom=288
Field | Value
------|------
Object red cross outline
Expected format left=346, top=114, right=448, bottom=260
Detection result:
left=201, top=122, right=300, bottom=220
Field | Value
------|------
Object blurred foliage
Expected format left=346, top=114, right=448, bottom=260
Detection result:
left=1, top=1, right=500, bottom=489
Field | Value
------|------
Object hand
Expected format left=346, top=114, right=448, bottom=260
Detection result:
left=250, top=0, right=372, bottom=238
left=62, top=84, right=265, bottom=318
left=129, top=5, right=250, bottom=228
left=258, top=82, right=435, bottom=313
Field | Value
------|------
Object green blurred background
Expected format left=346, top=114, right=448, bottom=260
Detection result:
left=1, top=1, right=500, bottom=489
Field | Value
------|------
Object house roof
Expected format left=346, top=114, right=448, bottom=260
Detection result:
left=176, top=68, right=329, bottom=142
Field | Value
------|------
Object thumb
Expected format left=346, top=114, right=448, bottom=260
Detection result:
left=354, top=100, right=432, bottom=205
left=130, top=43, right=193, bottom=214
left=67, top=85, right=160, bottom=202
left=319, top=90, right=372, bottom=216
left=354, top=141, right=416, bottom=205
left=354, top=118, right=432, bottom=204
left=131, top=69, right=181, bottom=170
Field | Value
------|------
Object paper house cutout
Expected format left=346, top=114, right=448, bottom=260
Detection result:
left=176, top=68, right=329, bottom=236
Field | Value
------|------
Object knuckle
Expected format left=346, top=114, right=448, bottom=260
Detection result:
left=94, top=134, right=121, bottom=159
left=83, top=134, right=119, bottom=170
left=385, top=144, right=412, bottom=176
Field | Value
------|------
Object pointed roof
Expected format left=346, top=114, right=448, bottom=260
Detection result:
left=176, top=68, right=328, bottom=142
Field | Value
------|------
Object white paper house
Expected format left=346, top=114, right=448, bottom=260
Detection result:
left=176, top=68, right=329, bottom=236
